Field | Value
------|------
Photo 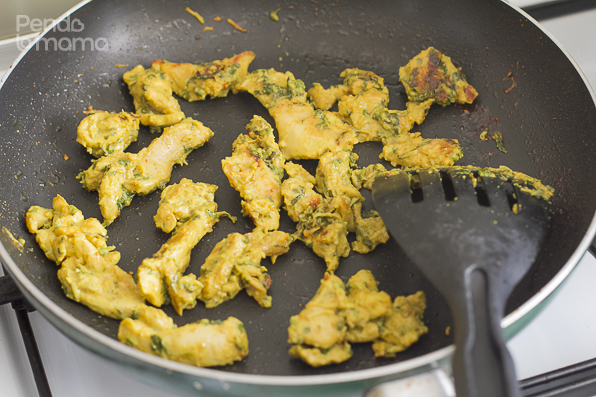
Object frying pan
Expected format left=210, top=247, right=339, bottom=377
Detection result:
left=1, top=0, right=595, bottom=395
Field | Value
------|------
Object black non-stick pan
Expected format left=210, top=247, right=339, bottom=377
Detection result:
left=0, top=0, right=595, bottom=395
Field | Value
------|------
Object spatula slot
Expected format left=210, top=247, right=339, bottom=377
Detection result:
left=473, top=175, right=491, bottom=207
left=409, top=173, right=424, bottom=203
left=440, top=171, right=457, bottom=201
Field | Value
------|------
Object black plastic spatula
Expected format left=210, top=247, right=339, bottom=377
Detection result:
left=372, top=168, right=551, bottom=397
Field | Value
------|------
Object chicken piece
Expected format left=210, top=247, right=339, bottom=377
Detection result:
left=138, top=179, right=234, bottom=315
left=289, top=342, right=353, bottom=367
left=315, top=149, right=363, bottom=231
left=198, top=231, right=293, bottom=308
left=234, top=68, right=357, bottom=159
left=307, top=83, right=350, bottom=110
left=337, top=68, right=433, bottom=142
left=152, top=51, right=255, bottom=102
left=280, top=162, right=322, bottom=222
left=288, top=273, right=351, bottom=352
left=350, top=203, right=390, bottom=254
left=76, top=110, right=140, bottom=157
left=119, top=305, right=248, bottom=367
left=343, top=270, right=392, bottom=343
left=25, top=195, right=144, bottom=319
left=372, top=291, right=428, bottom=357
left=351, top=163, right=394, bottom=190
left=222, top=116, right=284, bottom=231
left=381, top=132, right=463, bottom=168
left=281, top=163, right=350, bottom=272
left=399, top=47, right=478, bottom=106
left=288, top=270, right=425, bottom=367
left=123, top=65, right=185, bottom=130
left=79, top=118, right=214, bottom=225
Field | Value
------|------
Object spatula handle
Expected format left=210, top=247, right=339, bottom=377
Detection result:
left=450, top=267, right=520, bottom=397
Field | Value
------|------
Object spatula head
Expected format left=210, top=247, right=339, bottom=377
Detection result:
left=372, top=167, right=551, bottom=300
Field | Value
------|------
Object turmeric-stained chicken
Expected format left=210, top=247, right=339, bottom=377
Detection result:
left=26, top=195, right=144, bottom=319
left=381, top=132, right=464, bottom=168
left=77, top=110, right=140, bottom=157
left=399, top=47, right=478, bottom=106
left=281, top=162, right=350, bottom=272
left=198, top=231, right=293, bottom=308
left=119, top=305, right=248, bottom=367
left=123, top=65, right=185, bottom=129
left=288, top=270, right=427, bottom=367
left=79, top=118, right=213, bottom=226
left=282, top=149, right=389, bottom=272
left=152, top=51, right=255, bottom=101
left=235, top=68, right=357, bottom=159
left=137, top=179, right=235, bottom=315
left=222, top=116, right=285, bottom=231
left=337, top=68, right=434, bottom=142
left=307, top=83, right=349, bottom=111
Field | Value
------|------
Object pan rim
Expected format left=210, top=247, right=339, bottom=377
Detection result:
left=1, top=0, right=595, bottom=388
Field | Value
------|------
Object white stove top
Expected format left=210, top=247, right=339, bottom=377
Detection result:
left=1, top=1, right=596, bottom=396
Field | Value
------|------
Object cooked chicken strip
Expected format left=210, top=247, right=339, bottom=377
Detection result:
left=138, top=179, right=234, bottom=315
left=152, top=51, right=255, bottom=101
left=119, top=305, right=248, bottom=367
left=198, top=231, right=293, bottom=308
left=222, top=116, right=284, bottom=231
left=77, top=110, right=140, bottom=157
left=123, top=65, right=185, bottom=130
left=235, top=68, right=357, bottom=159
left=26, top=195, right=144, bottom=319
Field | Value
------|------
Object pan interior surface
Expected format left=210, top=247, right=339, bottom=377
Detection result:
left=0, top=0, right=595, bottom=381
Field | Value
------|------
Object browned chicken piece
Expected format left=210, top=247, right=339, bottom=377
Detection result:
left=152, top=51, right=255, bottom=101
left=123, top=65, right=185, bottom=130
left=222, top=116, right=285, bottom=231
left=399, top=47, right=478, bottom=106
left=198, top=231, right=293, bottom=308
left=234, top=68, right=357, bottom=159
left=76, top=110, right=140, bottom=157
left=26, top=195, right=144, bottom=319
left=288, top=270, right=426, bottom=366
left=138, top=179, right=235, bottom=315
left=79, top=118, right=214, bottom=226
left=119, top=305, right=248, bottom=367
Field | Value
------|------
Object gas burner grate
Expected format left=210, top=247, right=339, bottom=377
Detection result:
left=0, top=274, right=52, bottom=397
